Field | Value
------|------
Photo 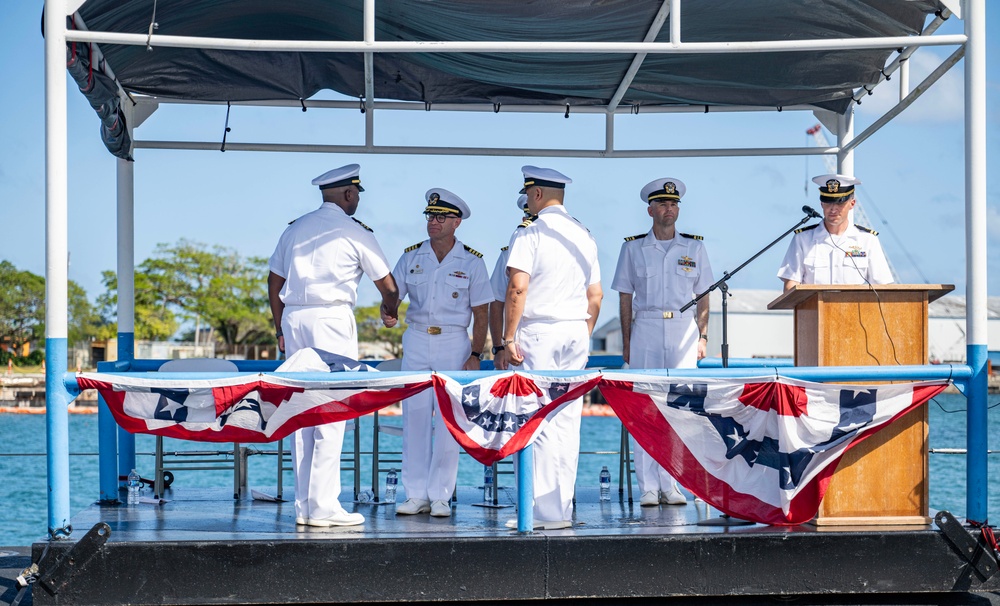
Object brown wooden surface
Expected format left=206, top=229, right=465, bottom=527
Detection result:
left=774, top=285, right=941, bottom=526
left=767, top=283, right=953, bottom=310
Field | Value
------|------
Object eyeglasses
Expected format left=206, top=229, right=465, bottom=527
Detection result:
left=424, top=213, right=455, bottom=223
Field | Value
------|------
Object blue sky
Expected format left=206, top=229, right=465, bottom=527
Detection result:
left=1, top=2, right=997, bottom=333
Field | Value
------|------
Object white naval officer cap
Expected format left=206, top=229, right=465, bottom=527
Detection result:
left=812, top=173, right=860, bottom=203
left=640, top=177, right=686, bottom=203
left=516, top=194, right=529, bottom=213
left=424, top=188, right=471, bottom=219
left=519, top=165, right=572, bottom=194
left=311, top=163, right=364, bottom=192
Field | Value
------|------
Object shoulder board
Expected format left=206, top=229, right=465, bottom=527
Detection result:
left=624, top=233, right=647, bottom=242
left=500, top=246, right=509, bottom=252
left=352, top=217, right=374, bottom=232
left=794, top=224, right=820, bottom=234
left=463, top=244, right=483, bottom=258
left=518, top=217, right=535, bottom=229
left=404, top=242, right=423, bottom=253
left=679, top=232, right=703, bottom=241
left=287, top=219, right=296, bottom=225
left=855, top=224, right=878, bottom=236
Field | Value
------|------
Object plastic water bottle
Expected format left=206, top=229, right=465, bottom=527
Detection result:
left=599, top=466, right=611, bottom=502
left=483, top=465, right=494, bottom=503
left=385, top=469, right=398, bottom=504
left=126, top=469, right=141, bottom=506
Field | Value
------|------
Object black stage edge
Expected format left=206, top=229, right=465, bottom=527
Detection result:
left=26, top=488, right=1000, bottom=606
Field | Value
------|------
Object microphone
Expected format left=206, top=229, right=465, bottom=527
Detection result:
left=802, top=205, right=821, bottom=219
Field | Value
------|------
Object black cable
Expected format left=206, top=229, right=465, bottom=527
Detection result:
left=930, top=395, right=1000, bottom=414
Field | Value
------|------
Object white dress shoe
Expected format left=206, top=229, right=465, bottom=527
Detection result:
left=505, top=518, right=572, bottom=530
left=430, top=500, right=452, bottom=517
left=305, top=510, right=365, bottom=527
left=660, top=484, right=688, bottom=505
left=639, top=490, right=660, bottom=507
left=295, top=517, right=309, bottom=525
left=395, top=498, right=431, bottom=515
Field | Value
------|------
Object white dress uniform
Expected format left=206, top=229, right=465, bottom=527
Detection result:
left=269, top=199, right=391, bottom=523
left=393, top=234, right=492, bottom=504
left=777, top=222, right=893, bottom=286
left=611, top=229, right=713, bottom=496
left=490, top=247, right=511, bottom=302
left=507, top=202, right=600, bottom=524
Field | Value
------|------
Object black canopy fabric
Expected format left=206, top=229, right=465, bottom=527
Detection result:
left=68, top=0, right=944, bottom=159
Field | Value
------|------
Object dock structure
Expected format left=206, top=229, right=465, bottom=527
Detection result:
left=33, top=1, right=994, bottom=604
left=27, top=487, right=1000, bottom=605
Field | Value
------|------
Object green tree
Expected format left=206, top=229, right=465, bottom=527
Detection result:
left=0, top=260, right=101, bottom=350
left=96, top=270, right=179, bottom=341
left=128, top=240, right=274, bottom=349
left=0, top=260, right=45, bottom=351
left=355, top=302, right=408, bottom=358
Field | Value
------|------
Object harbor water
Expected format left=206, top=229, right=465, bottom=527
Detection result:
left=0, top=392, right=996, bottom=547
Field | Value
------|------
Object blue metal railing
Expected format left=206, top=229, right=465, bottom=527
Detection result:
left=60, top=360, right=980, bottom=534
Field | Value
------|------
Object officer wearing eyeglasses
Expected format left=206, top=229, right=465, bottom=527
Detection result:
left=778, top=174, right=893, bottom=291
left=390, top=188, right=492, bottom=519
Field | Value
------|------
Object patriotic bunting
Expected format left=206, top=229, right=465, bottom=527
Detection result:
left=599, top=374, right=947, bottom=525
left=433, top=371, right=602, bottom=465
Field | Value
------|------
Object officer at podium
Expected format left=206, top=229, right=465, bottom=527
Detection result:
left=778, top=174, right=893, bottom=291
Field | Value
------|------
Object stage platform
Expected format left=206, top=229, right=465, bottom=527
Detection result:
left=22, top=486, right=1000, bottom=606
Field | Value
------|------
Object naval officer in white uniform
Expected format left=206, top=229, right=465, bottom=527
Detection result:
left=268, top=164, right=399, bottom=527
left=778, top=174, right=893, bottom=291
left=611, top=177, right=713, bottom=507
left=489, top=194, right=533, bottom=370
left=501, top=166, right=602, bottom=530
left=392, top=188, right=492, bottom=518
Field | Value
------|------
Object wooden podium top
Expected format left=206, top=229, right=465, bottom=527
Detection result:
left=767, top=284, right=954, bottom=310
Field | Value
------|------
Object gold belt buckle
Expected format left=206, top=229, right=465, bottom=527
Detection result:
left=427, top=326, right=442, bottom=335
left=662, top=311, right=674, bottom=319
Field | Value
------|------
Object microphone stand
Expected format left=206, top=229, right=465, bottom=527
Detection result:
left=685, top=208, right=818, bottom=526
left=680, top=209, right=817, bottom=368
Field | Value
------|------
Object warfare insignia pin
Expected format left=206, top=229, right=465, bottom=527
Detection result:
left=678, top=256, right=696, bottom=271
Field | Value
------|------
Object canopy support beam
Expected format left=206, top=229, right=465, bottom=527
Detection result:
left=606, top=0, right=671, bottom=113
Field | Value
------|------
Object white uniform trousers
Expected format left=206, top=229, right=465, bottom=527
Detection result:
left=400, top=328, right=471, bottom=502
left=629, top=315, right=698, bottom=494
left=282, top=304, right=357, bottom=521
left=517, top=320, right=590, bottom=523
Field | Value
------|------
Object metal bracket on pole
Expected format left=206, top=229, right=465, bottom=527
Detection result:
left=37, top=523, right=112, bottom=597
left=935, top=511, right=998, bottom=582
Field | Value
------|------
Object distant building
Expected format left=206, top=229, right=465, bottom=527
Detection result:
left=593, top=290, right=1000, bottom=364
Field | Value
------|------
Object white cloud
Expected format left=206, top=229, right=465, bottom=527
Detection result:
left=856, top=51, right=964, bottom=123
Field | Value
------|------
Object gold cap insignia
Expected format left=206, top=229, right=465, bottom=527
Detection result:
left=826, top=179, right=840, bottom=193
left=664, top=182, right=677, bottom=195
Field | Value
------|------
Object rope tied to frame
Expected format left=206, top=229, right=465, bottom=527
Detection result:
left=221, top=101, right=232, bottom=152
left=969, top=519, right=1000, bottom=561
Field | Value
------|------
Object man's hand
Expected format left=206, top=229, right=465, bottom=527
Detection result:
left=278, top=335, right=285, bottom=354
left=380, top=302, right=398, bottom=328
left=463, top=355, right=481, bottom=371
left=622, top=348, right=630, bottom=365
left=506, top=341, right=524, bottom=366
left=494, top=349, right=509, bottom=371
left=697, top=339, right=707, bottom=360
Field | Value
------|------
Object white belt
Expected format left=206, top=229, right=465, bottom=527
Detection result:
left=634, top=310, right=691, bottom=320
left=284, top=301, right=350, bottom=308
left=408, top=322, right=467, bottom=335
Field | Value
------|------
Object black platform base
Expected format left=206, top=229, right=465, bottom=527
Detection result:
left=26, top=487, right=1000, bottom=605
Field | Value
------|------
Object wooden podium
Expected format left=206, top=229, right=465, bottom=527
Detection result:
left=767, top=284, right=953, bottom=525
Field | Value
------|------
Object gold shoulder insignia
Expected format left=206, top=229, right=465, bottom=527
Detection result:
left=500, top=246, right=509, bottom=252
left=679, top=232, right=703, bottom=241
left=624, top=233, right=647, bottom=242
left=404, top=242, right=423, bottom=253
left=794, top=224, right=820, bottom=234
left=463, top=244, right=483, bottom=258
left=352, top=217, right=374, bottom=232
left=518, top=216, right=536, bottom=229
left=855, top=224, right=878, bottom=236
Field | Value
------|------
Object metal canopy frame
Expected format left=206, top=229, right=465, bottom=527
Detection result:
left=42, top=0, right=990, bottom=538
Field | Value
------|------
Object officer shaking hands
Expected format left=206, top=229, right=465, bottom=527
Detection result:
left=391, top=188, right=492, bottom=519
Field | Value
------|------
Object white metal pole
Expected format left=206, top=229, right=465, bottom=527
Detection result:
left=963, top=0, right=988, bottom=524
left=898, top=58, right=910, bottom=100
left=604, top=112, right=614, bottom=155
left=116, top=159, right=135, bottom=338
left=836, top=108, right=854, bottom=176
left=606, top=0, right=671, bottom=113
left=669, top=0, right=681, bottom=46
left=44, top=0, right=73, bottom=540
left=364, top=0, right=375, bottom=148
